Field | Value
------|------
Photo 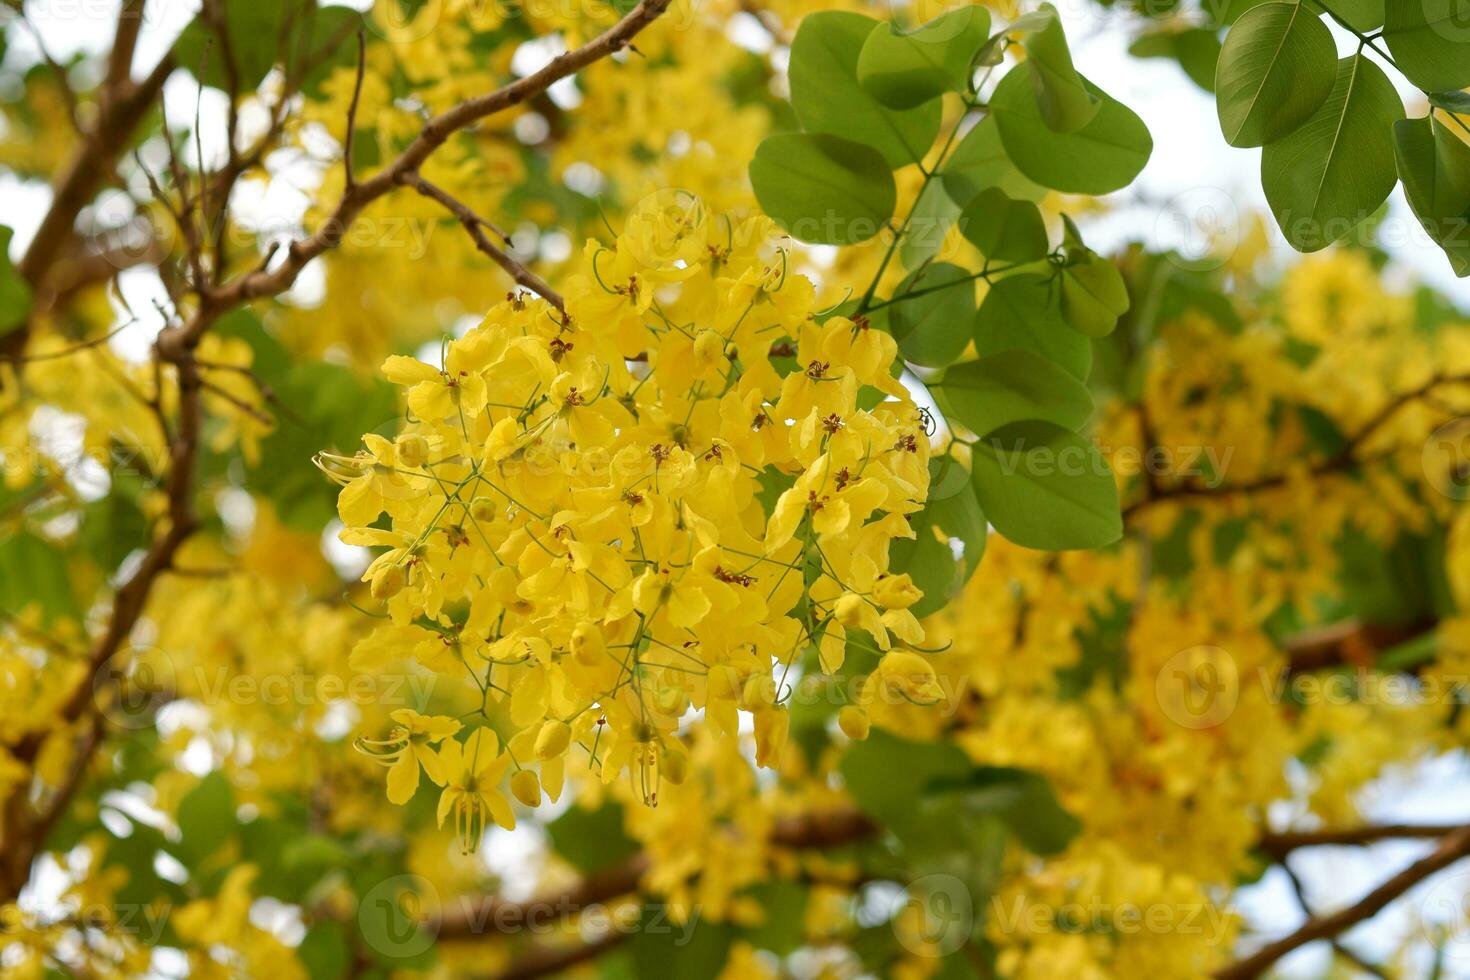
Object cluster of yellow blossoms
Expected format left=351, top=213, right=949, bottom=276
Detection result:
left=332, top=195, right=935, bottom=846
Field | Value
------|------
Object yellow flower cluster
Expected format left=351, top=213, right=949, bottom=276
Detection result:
left=335, top=195, right=933, bottom=848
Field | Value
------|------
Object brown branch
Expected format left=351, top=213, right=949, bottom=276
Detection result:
left=398, top=172, right=565, bottom=311
left=1279, top=862, right=1390, bottom=980
left=178, top=0, right=671, bottom=344
left=489, top=931, right=626, bottom=980
left=6, top=48, right=175, bottom=359
left=1258, top=823, right=1465, bottom=862
left=344, top=31, right=366, bottom=189
left=1124, top=374, right=1470, bottom=519
left=434, top=806, right=876, bottom=939
left=1217, top=824, right=1470, bottom=980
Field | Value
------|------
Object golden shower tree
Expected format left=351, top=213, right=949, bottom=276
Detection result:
left=3, top=0, right=1470, bottom=977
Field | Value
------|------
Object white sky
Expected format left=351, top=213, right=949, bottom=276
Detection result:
left=5, top=1, right=1470, bottom=976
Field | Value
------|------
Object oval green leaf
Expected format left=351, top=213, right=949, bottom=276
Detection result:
left=974, top=273, right=1092, bottom=381
left=1216, top=1, right=1337, bottom=148
left=941, top=116, right=1047, bottom=205
left=1384, top=0, right=1470, bottom=93
left=856, top=6, right=991, bottom=109
left=889, top=262, right=977, bottom=366
left=971, top=420, right=1122, bottom=551
left=939, top=349, right=1094, bottom=437
left=959, top=188, right=1050, bottom=262
left=1261, top=54, right=1405, bottom=252
left=1021, top=4, right=1101, bottom=132
left=1060, top=256, right=1130, bottom=337
left=1394, top=116, right=1470, bottom=277
left=790, top=11, right=943, bottom=168
left=750, top=133, right=897, bottom=245
left=989, top=69, right=1153, bottom=195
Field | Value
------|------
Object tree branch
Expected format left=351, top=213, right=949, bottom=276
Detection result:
left=179, top=0, right=672, bottom=344
left=398, top=172, right=565, bottom=312
left=1217, top=825, right=1470, bottom=980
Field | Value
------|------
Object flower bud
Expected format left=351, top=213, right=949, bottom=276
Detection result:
left=534, top=720, right=571, bottom=760
left=876, top=651, right=944, bottom=705
left=661, top=743, right=689, bottom=785
left=370, top=564, right=406, bottom=600
left=655, top=687, right=690, bottom=717
left=570, top=622, right=605, bottom=666
left=837, top=705, right=870, bottom=741
left=707, top=664, right=741, bottom=700
left=834, top=592, right=865, bottom=627
left=693, top=329, right=725, bottom=366
left=469, top=495, right=497, bottom=523
left=873, top=574, right=922, bottom=611
left=396, top=433, right=430, bottom=468
left=510, top=769, right=541, bottom=807
left=743, top=673, right=776, bottom=708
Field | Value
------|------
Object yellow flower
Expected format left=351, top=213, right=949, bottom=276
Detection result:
left=356, top=709, right=461, bottom=804
left=436, top=728, right=515, bottom=851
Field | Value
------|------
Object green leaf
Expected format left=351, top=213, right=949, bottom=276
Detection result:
left=970, top=421, right=1122, bottom=551
left=928, top=767, right=1081, bottom=856
left=1261, top=54, right=1405, bottom=252
left=856, top=6, right=991, bottom=109
left=888, top=457, right=987, bottom=618
left=0, top=226, right=33, bottom=335
left=941, top=117, right=1047, bottom=205
left=81, top=480, right=149, bottom=570
left=1316, top=0, right=1384, bottom=31
left=750, top=133, right=897, bottom=245
left=958, top=188, right=1049, bottom=262
left=174, top=1, right=287, bottom=91
left=1431, top=91, right=1470, bottom=114
left=1020, top=4, right=1101, bottom=132
left=1215, top=1, right=1337, bottom=147
left=840, top=730, right=974, bottom=832
left=1394, top=115, right=1470, bottom=277
left=789, top=11, right=942, bottom=168
left=547, top=802, right=639, bottom=874
left=176, top=771, right=236, bottom=865
left=973, top=273, right=1092, bottom=381
left=1129, top=28, right=1222, bottom=92
left=1060, top=256, right=1130, bottom=337
left=939, top=349, right=1094, bottom=436
left=300, top=5, right=366, bottom=98
left=1383, top=0, right=1470, bottom=93
left=629, top=911, right=734, bottom=979
left=741, top=882, right=808, bottom=955
left=900, top=180, right=963, bottom=270
left=0, top=532, right=77, bottom=622
left=298, top=922, right=351, bottom=980
left=888, top=262, right=976, bottom=366
left=989, top=69, right=1152, bottom=194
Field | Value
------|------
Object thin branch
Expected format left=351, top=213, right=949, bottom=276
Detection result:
left=1217, top=825, right=1470, bottom=980
left=433, top=806, right=876, bottom=939
left=398, top=172, right=564, bottom=311
left=344, top=31, right=366, bottom=189
left=1126, top=373, right=1470, bottom=519
left=1259, top=823, right=1465, bottom=861
left=178, top=0, right=673, bottom=344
